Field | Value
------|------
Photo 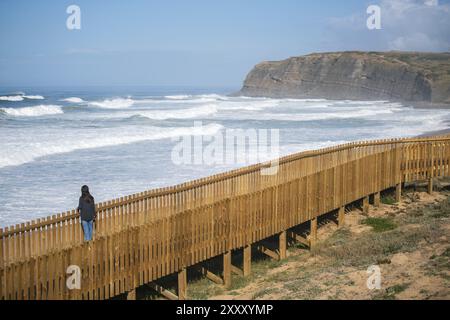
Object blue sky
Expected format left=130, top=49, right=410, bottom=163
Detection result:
left=1, top=0, right=449, bottom=87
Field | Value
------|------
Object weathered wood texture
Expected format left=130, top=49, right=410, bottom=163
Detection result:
left=1, top=135, right=449, bottom=299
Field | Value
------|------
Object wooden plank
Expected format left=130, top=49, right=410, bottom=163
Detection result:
left=288, top=231, right=310, bottom=248
left=148, top=283, right=178, bottom=300
left=197, top=266, right=224, bottom=285
left=231, top=264, right=244, bottom=276
left=256, top=244, right=279, bottom=261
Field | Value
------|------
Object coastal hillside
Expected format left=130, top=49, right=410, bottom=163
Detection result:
left=238, top=51, right=450, bottom=104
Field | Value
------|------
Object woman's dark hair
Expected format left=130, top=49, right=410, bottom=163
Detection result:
left=81, top=185, right=94, bottom=204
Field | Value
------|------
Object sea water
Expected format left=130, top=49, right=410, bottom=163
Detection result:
left=1, top=86, right=449, bottom=227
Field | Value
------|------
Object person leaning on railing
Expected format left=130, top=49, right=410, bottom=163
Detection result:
left=77, top=185, right=96, bottom=241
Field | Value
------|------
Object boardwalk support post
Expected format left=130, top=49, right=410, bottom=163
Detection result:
left=178, top=267, right=187, bottom=300
left=127, top=289, right=136, bottom=300
left=395, top=183, right=402, bottom=203
left=428, top=178, right=433, bottom=194
left=243, top=245, right=251, bottom=276
left=310, top=218, right=317, bottom=248
left=338, top=206, right=345, bottom=227
left=362, top=196, right=370, bottom=215
left=223, top=251, right=231, bottom=289
left=279, top=231, right=287, bottom=260
left=373, top=192, right=381, bottom=207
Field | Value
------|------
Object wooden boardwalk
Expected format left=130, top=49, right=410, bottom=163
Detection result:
left=1, top=135, right=449, bottom=300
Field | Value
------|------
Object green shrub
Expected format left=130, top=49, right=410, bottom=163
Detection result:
left=362, top=217, right=397, bottom=233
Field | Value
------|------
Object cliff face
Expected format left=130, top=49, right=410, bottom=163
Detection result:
left=238, top=52, right=450, bottom=104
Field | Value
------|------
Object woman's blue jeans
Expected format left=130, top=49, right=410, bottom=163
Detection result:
left=81, top=220, right=94, bottom=241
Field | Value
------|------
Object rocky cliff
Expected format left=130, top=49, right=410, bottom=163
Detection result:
left=238, top=51, right=450, bottom=104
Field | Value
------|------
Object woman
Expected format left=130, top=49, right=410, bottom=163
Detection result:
left=77, top=185, right=96, bottom=241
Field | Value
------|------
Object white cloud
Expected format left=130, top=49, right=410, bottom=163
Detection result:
left=388, top=32, right=444, bottom=51
left=326, top=0, right=450, bottom=52
left=424, top=0, right=439, bottom=6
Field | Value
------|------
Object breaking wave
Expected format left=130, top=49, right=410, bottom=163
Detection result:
left=0, top=94, right=44, bottom=101
left=0, top=123, right=224, bottom=168
left=89, top=98, right=135, bottom=109
left=0, top=105, right=63, bottom=117
left=0, top=95, right=24, bottom=102
left=137, top=104, right=218, bottom=120
left=62, top=97, right=84, bottom=103
left=23, top=95, right=44, bottom=100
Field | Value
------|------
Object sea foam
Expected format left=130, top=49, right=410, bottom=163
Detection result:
left=137, top=104, right=218, bottom=120
left=0, top=123, right=224, bottom=168
left=23, top=95, right=44, bottom=100
left=0, top=105, right=63, bottom=117
left=62, top=97, right=84, bottom=103
left=0, top=95, right=24, bottom=102
left=89, top=98, right=135, bottom=109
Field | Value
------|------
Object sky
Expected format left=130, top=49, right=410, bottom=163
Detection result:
left=0, top=0, right=449, bottom=87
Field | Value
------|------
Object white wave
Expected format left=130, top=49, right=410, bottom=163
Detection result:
left=0, top=123, right=224, bottom=168
left=0, top=105, right=63, bottom=117
left=164, top=95, right=191, bottom=100
left=276, top=108, right=396, bottom=121
left=197, top=94, right=226, bottom=100
left=23, top=95, right=44, bottom=100
left=137, top=104, right=218, bottom=120
left=219, top=100, right=280, bottom=111
left=89, top=98, right=135, bottom=109
left=0, top=95, right=24, bottom=102
left=62, top=97, right=84, bottom=103
left=162, top=94, right=227, bottom=101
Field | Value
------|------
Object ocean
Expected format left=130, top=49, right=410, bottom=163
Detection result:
left=1, top=86, right=449, bottom=227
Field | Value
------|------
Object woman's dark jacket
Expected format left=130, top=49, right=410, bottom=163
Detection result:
left=78, top=197, right=96, bottom=222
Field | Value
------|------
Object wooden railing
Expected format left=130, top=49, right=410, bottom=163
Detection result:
left=1, top=135, right=449, bottom=299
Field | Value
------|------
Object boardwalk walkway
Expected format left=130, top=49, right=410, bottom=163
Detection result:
left=1, top=135, right=449, bottom=299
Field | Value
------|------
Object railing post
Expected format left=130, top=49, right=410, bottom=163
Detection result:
left=178, top=267, right=187, bottom=300
left=279, top=231, right=287, bottom=260
left=338, top=206, right=345, bottom=227
left=428, top=141, right=434, bottom=195
left=223, top=251, right=231, bottom=289
left=243, top=245, right=251, bottom=276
